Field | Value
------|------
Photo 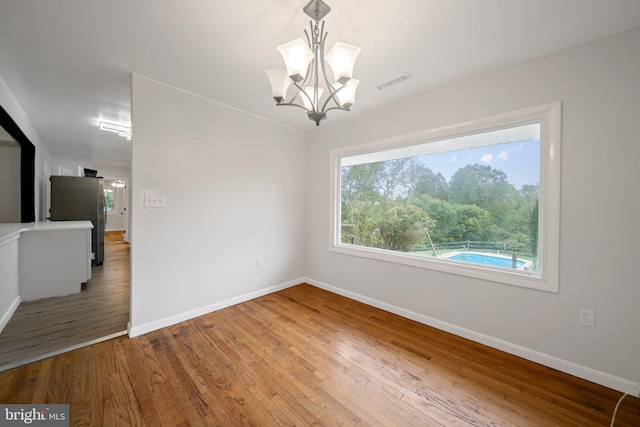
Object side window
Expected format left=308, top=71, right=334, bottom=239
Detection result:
left=104, top=189, right=115, bottom=212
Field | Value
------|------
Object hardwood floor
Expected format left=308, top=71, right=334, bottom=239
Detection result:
left=104, top=230, right=125, bottom=243
left=0, top=237, right=130, bottom=370
left=1, top=284, right=638, bottom=426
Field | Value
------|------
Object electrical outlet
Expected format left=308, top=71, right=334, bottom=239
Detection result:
left=320, top=253, right=326, bottom=263
left=579, top=308, right=595, bottom=327
left=256, top=258, right=263, bottom=269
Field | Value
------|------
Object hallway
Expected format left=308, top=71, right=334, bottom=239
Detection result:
left=0, top=234, right=130, bottom=371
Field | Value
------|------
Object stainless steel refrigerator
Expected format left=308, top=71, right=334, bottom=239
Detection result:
left=50, top=175, right=107, bottom=265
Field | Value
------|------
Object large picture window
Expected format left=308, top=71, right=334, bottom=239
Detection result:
left=330, top=103, right=561, bottom=291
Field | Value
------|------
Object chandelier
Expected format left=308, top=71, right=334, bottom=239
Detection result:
left=265, top=0, right=361, bottom=126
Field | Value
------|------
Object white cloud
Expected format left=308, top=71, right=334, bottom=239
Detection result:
left=498, top=150, right=509, bottom=161
left=481, top=153, right=493, bottom=164
left=449, top=156, right=457, bottom=162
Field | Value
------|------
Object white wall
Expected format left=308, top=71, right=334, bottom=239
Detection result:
left=92, top=160, right=130, bottom=181
left=0, top=144, right=20, bottom=222
left=49, top=152, right=92, bottom=177
left=306, top=29, right=640, bottom=390
left=49, top=152, right=131, bottom=181
left=130, top=75, right=307, bottom=335
left=0, top=74, right=49, bottom=221
left=0, top=73, right=49, bottom=331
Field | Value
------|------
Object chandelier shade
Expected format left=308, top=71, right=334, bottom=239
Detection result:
left=276, top=39, right=315, bottom=82
left=265, top=70, right=292, bottom=102
left=265, top=0, right=361, bottom=126
left=325, top=42, right=361, bottom=84
left=334, top=79, right=359, bottom=108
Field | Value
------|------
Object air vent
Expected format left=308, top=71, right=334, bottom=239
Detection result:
left=376, top=73, right=413, bottom=91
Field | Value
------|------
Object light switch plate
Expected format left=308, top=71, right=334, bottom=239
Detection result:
left=144, top=194, right=167, bottom=208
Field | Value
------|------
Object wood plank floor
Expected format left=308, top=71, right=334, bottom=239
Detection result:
left=1, top=284, right=638, bottom=426
left=0, top=236, right=130, bottom=370
left=104, top=230, right=126, bottom=243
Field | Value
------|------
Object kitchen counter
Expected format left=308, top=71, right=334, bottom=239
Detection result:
left=0, top=220, right=93, bottom=246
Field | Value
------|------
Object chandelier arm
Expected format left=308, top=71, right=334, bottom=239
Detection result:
left=291, top=78, right=316, bottom=112
left=321, top=80, right=346, bottom=112
left=310, top=20, right=323, bottom=113
left=275, top=76, right=310, bottom=110
left=318, top=29, right=344, bottom=112
left=324, top=106, right=350, bottom=113
left=300, top=27, right=314, bottom=90
left=275, top=100, right=310, bottom=112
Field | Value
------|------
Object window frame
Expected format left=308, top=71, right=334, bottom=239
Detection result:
left=104, top=188, right=116, bottom=213
left=329, top=102, right=561, bottom=292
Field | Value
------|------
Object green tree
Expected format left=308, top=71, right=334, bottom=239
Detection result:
left=451, top=204, right=495, bottom=242
left=411, top=196, right=458, bottom=243
left=449, top=164, right=519, bottom=229
left=449, top=164, right=510, bottom=206
left=104, top=189, right=115, bottom=212
left=346, top=200, right=433, bottom=252
left=341, top=158, right=424, bottom=203
left=341, top=163, right=384, bottom=204
left=341, top=163, right=384, bottom=229
left=342, top=158, right=428, bottom=230
left=520, top=184, right=539, bottom=218
left=410, top=165, right=450, bottom=200
left=529, top=199, right=539, bottom=256
left=341, top=157, right=538, bottom=258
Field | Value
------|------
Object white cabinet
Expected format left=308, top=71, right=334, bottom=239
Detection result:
left=0, top=221, right=93, bottom=303
left=0, top=234, right=20, bottom=333
left=19, top=226, right=92, bottom=301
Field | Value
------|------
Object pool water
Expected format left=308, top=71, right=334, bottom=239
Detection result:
left=446, top=252, right=526, bottom=268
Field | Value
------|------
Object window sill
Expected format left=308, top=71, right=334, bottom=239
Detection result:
left=331, top=243, right=558, bottom=293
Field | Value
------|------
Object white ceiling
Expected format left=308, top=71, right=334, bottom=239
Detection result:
left=1, top=0, right=640, bottom=166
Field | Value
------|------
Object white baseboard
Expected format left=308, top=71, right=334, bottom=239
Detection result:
left=128, top=278, right=302, bottom=338
left=127, top=276, right=638, bottom=395
left=0, top=295, right=20, bottom=335
left=303, top=277, right=639, bottom=395
left=0, top=330, right=127, bottom=373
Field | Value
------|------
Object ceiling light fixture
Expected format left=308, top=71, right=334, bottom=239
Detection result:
left=265, top=0, right=361, bottom=126
left=99, top=121, right=132, bottom=141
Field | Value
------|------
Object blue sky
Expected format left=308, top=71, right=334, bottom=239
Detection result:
left=418, top=139, right=540, bottom=189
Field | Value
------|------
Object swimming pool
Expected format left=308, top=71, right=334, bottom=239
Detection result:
left=446, top=252, right=526, bottom=269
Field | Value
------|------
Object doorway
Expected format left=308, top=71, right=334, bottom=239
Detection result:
left=0, top=237, right=130, bottom=370
left=0, top=105, right=35, bottom=223
left=104, top=178, right=129, bottom=243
